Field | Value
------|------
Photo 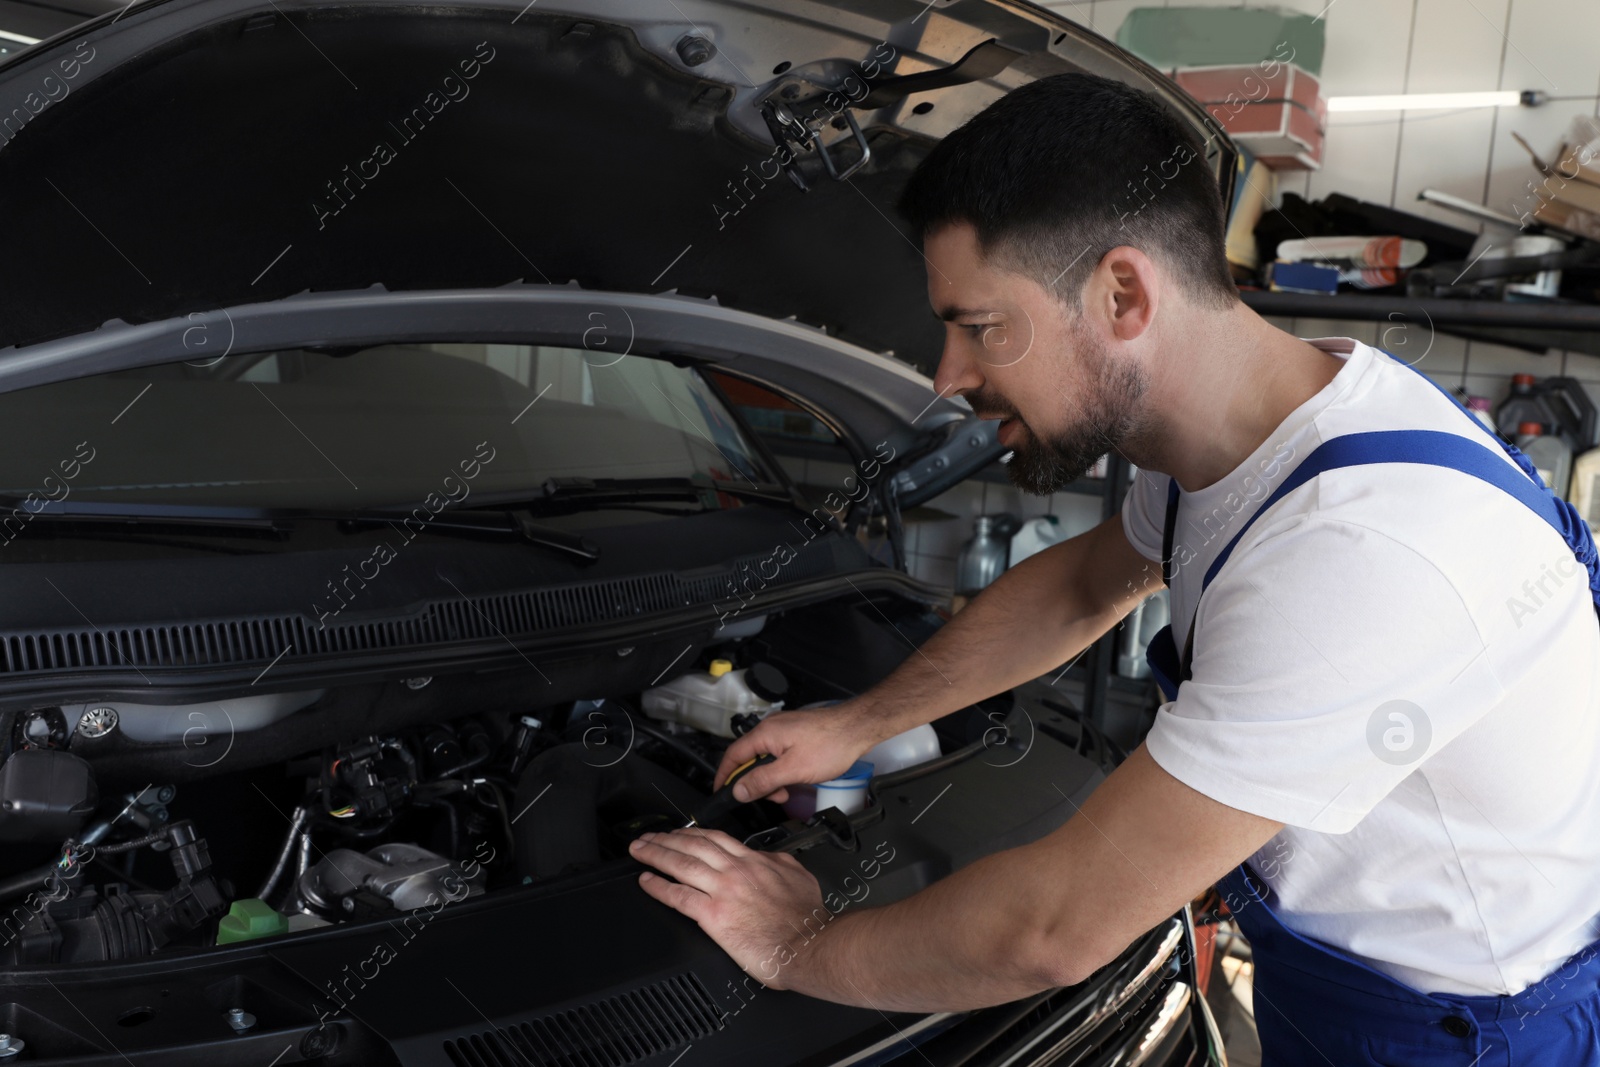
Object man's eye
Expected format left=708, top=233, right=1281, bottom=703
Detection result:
left=960, top=323, right=986, bottom=335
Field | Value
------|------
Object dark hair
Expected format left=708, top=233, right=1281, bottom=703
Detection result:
left=897, top=72, right=1237, bottom=310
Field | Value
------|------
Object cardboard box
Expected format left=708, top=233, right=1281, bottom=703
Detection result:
left=1554, top=143, right=1600, bottom=188
left=1534, top=197, right=1600, bottom=242
left=1543, top=168, right=1600, bottom=215
left=1513, top=130, right=1600, bottom=215
left=1174, top=64, right=1326, bottom=171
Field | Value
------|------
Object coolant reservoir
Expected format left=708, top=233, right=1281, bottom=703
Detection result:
left=792, top=699, right=941, bottom=774
left=860, top=722, right=941, bottom=773
left=639, top=660, right=788, bottom=738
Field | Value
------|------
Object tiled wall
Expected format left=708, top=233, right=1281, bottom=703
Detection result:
left=901, top=0, right=1600, bottom=590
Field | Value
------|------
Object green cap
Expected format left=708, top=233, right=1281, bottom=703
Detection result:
left=216, top=898, right=288, bottom=945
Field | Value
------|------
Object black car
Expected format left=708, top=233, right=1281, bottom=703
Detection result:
left=0, top=0, right=1233, bottom=1063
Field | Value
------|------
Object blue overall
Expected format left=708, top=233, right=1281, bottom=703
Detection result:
left=1144, top=355, right=1600, bottom=1064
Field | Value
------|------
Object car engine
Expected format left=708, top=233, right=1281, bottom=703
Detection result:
left=0, top=601, right=966, bottom=966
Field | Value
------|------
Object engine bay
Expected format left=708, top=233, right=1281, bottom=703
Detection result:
left=0, top=595, right=1007, bottom=970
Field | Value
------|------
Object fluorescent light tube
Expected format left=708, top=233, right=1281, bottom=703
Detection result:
left=1327, top=91, right=1524, bottom=113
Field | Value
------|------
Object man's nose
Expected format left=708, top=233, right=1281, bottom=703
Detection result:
left=932, top=331, right=985, bottom=403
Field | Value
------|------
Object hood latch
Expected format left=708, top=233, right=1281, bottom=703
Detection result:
left=758, top=100, right=872, bottom=191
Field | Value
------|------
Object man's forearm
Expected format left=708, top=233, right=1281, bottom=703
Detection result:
left=776, top=843, right=1068, bottom=1012
left=856, top=521, right=1151, bottom=744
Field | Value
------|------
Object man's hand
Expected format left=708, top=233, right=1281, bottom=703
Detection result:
left=637, top=745, right=1285, bottom=1013
left=713, top=704, right=878, bottom=804
left=630, top=827, right=826, bottom=990
left=711, top=518, right=1161, bottom=807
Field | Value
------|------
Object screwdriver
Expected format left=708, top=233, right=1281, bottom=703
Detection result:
left=681, top=753, right=777, bottom=828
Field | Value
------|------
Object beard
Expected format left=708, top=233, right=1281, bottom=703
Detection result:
left=971, top=327, right=1148, bottom=495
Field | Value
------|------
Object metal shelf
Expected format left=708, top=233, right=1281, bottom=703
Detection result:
left=1241, top=289, right=1600, bottom=329
left=1241, top=290, right=1600, bottom=357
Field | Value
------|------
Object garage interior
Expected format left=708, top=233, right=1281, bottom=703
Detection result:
left=0, top=0, right=1597, bottom=1064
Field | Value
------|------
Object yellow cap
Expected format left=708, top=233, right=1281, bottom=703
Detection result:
left=708, top=658, right=734, bottom=678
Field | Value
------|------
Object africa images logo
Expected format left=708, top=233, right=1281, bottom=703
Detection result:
left=1366, top=700, right=1432, bottom=766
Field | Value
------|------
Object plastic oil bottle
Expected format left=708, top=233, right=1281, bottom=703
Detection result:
left=1571, top=446, right=1600, bottom=532
left=1497, top=375, right=1554, bottom=440
left=956, top=514, right=1017, bottom=595
left=1516, top=422, right=1573, bottom=498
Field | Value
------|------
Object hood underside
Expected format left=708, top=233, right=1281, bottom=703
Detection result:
left=0, top=0, right=1231, bottom=371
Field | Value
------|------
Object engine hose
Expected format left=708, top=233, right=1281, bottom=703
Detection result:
left=0, top=863, right=58, bottom=904
left=256, top=803, right=311, bottom=901
left=483, top=780, right=515, bottom=862
left=625, top=711, right=718, bottom=779
left=94, top=829, right=168, bottom=854
left=431, top=732, right=494, bottom=780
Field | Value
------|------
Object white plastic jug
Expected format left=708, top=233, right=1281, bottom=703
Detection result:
left=1517, top=423, right=1574, bottom=499
left=1009, top=515, right=1066, bottom=567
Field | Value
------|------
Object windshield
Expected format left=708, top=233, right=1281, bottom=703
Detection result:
left=0, top=343, right=775, bottom=510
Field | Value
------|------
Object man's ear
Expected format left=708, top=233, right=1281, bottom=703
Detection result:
left=1089, top=246, right=1160, bottom=342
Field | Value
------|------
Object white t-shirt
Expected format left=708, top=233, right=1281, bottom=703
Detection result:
left=1121, top=336, right=1600, bottom=997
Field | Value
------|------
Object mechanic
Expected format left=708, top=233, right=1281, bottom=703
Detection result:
left=629, top=72, right=1600, bottom=1064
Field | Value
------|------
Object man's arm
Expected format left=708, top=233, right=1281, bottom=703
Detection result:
left=633, top=743, right=1281, bottom=1010
left=719, top=514, right=1163, bottom=800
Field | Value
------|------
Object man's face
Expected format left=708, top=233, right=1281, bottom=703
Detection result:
left=924, top=222, right=1147, bottom=494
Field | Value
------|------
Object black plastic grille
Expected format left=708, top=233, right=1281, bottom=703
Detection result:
left=442, top=972, right=725, bottom=1067
left=944, top=921, right=1191, bottom=1067
left=1, top=544, right=841, bottom=677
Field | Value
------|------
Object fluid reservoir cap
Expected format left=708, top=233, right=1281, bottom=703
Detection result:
left=745, top=662, right=790, bottom=703
left=708, top=659, right=734, bottom=678
left=216, top=898, right=288, bottom=945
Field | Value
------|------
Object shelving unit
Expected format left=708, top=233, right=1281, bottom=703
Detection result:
left=1241, top=290, right=1600, bottom=357
left=927, top=451, right=1158, bottom=733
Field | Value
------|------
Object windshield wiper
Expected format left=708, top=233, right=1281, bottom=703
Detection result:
left=0, top=499, right=599, bottom=562
left=343, top=508, right=599, bottom=562
left=0, top=499, right=288, bottom=531
left=465, top=476, right=802, bottom=512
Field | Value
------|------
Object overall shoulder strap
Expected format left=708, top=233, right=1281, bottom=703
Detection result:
left=1161, top=476, right=1181, bottom=587
left=1159, top=348, right=1600, bottom=689
left=1168, top=430, right=1600, bottom=684
left=1201, top=428, right=1583, bottom=593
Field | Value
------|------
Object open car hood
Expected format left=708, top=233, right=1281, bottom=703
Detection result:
left=0, top=0, right=1232, bottom=497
